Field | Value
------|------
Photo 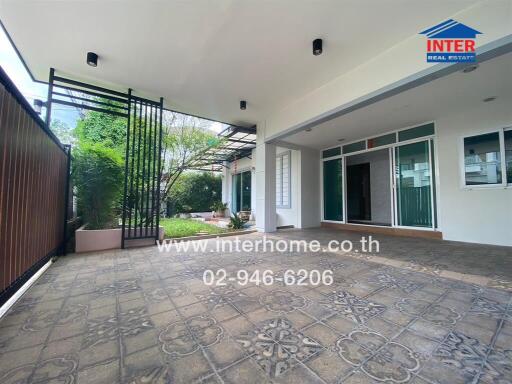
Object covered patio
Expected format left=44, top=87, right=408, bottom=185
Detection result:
left=0, top=229, right=511, bottom=384
left=0, top=1, right=511, bottom=383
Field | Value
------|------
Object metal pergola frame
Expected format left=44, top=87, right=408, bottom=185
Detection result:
left=186, top=125, right=257, bottom=172
left=46, top=68, right=130, bottom=125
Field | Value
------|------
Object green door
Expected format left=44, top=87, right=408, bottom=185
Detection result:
left=241, top=171, right=251, bottom=211
left=323, top=158, right=344, bottom=221
left=395, top=141, right=433, bottom=228
left=232, top=173, right=241, bottom=212
left=232, top=171, right=251, bottom=212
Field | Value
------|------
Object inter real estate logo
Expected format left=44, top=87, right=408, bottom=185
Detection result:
left=420, top=19, right=482, bottom=63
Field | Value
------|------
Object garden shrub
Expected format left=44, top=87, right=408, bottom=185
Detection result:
left=167, top=172, right=221, bottom=214
left=73, top=142, right=124, bottom=229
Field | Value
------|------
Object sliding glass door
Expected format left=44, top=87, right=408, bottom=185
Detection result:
left=241, top=171, right=251, bottom=211
left=394, top=140, right=434, bottom=228
left=321, top=123, right=438, bottom=230
left=232, top=171, right=251, bottom=212
left=323, top=158, right=344, bottom=221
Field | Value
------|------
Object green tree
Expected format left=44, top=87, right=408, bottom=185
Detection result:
left=73, top=142, right=124, bottom=229
left=161, top=112, right=222, bottom=201
left=72, top=104, right=222, bottom=226
left=167, top=172, right=221, bottom=214
left=50, top=119, right=75, bottom=146
left=74, top=110, right=127, bottom=151
left=72, top=103, right=127, bottom=228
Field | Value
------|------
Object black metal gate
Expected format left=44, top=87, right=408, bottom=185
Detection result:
left=121, top=93, right=164, bottom=247
left=46, top=68, right=164, bottom=249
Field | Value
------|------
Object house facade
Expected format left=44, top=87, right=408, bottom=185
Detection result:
left=220, top=2, right=512, bottom=247
left=1, top=1, right=510, bottom=247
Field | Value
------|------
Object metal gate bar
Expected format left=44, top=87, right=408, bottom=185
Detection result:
left=121, top=96, right=163, bottom=247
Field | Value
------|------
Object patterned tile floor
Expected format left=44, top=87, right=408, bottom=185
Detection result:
left=0, top=229, right=511, bottom=383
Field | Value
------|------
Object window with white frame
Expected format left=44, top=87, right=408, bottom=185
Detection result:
left=462, top=127, right=511, bottom=186
left=276, top=151, right=291, bottom=208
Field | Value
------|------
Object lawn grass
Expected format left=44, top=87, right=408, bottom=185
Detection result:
left=160, top=218, right=228, bottom=238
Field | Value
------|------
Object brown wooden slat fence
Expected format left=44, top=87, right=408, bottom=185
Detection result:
left=0, top=66, right=69, bottom=306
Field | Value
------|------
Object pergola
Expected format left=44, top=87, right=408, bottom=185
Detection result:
left=186, top=125, right=256, bottom=172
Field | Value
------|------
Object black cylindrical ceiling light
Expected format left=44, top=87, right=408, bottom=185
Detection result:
left=86, top=52, right=98, bottom=67
left=313, top=38, right=323, bottom=56
left=240, top=100, right=247, bottom=110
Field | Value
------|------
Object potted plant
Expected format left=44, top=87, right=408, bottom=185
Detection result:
left=211, top=201, right=228, bottom=218
left=73, top=143, right=124, bottom=252
left=228, top=214, right=247, bottom=229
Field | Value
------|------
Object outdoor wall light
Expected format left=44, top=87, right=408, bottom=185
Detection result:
left=240, top=100, right=247, bottom=110
left=33, top=99, right=46, bottom=114
left=86, top=52, right=98, bottom=67
left=313, top=39, right=323, bottom=56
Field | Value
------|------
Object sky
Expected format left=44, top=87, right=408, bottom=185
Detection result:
left=0, top=25, right=227, bottom=139
left=0, top=26, right=80, bottom=128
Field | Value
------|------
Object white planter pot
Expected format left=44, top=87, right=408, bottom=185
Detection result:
left=75, top=225, right=164, bottom=253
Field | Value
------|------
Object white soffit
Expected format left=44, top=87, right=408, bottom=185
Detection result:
left=0, top=0, right=478, bottom=126
left=282, top=52, right=512, bottom=149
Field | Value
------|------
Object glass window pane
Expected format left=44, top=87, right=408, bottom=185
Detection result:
left=505, top=130, right=512, bottom=184
left=430, top=139, right=437, bottom=228
left=241, top=171, right=251, bottom=211
left=398, top=123, right=435, bottom=142
left=343, top=141, right=366, bottom=154
left=281, top=154, right=290, bottom=207
left=367, top=133, right=396, bottom=149
left=464, top=132, right=502, bottom=185
left=323, top=159, right=343, bottom=221
left=276, top=156, right=282, bottom=205
left=276, top=153, right=291, bottom=208
left=322, top=147, right=341, bottom=158
left=232, top=173, right=241, bottom=212
left=395, top=141, right=432, bottom=227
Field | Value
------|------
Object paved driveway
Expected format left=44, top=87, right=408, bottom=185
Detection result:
left=0, top=230, right=511, bottom=383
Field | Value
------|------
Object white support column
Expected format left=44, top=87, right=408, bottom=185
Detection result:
left=298, top=147, right=321, bottom=229
left=221, top=161, right=231, bottom=215
left=274, top=141, right=321, bottom=229
left=255, top=141, right=277, bottom=232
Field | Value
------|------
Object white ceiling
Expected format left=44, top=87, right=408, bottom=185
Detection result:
left=0, top=0, right=477, bottom=126
left=282, top=51, right=512, bottom=149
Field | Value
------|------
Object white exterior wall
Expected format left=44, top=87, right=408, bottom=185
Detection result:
left=222, top=100, right=512, bottom=245
left=223, top=145, right=316, bottom=229
left=219, top=1, right=511, bottom=243
left=276, top=147, right=299, bottom=227
left=436, top=98, right=512, bottom=246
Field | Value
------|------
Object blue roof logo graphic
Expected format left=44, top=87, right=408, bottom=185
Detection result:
left=420, top=19, right=482, bottom=39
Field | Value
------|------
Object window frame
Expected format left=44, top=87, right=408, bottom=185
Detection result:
left=320, top=121, right=436, bottom=160
left=276, top=151, right=291, bottom=209
left=459, top=126, right=512, bottom=189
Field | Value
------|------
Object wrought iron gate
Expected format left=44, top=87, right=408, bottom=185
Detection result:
left=46, top=68, right=164, bottom=248
left=121, top=94, right=164, bottom=247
